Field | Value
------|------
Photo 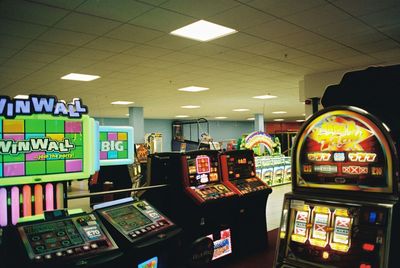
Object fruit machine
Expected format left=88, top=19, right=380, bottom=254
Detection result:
left=180, top=150, right=239, bottom=265
left=262, top=157, right=274, bottom=186
left=219, top=149, right=272, bottom=254
left=0, top=95, right=122, bottom=267
left=272, top=156, right=285, bottom=186
left=274, top=106, right=400, bottom=268
left=94, top=197, right=182, bottom=268
left=283, top=156, right=292, bottom=184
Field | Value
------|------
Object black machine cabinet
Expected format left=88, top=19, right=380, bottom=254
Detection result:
left=94, top=197, right=182, bottom=268
left=219, top=149, right=272, bottom=255
left=274, top=106, right=400, bottom=268
left=6, top=210, right=120, bottom=268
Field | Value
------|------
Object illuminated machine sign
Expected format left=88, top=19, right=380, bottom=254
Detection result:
left=0, top=95, right=95, bottom=226
left=295, top=107, right=395, bottom=193
left=206, top=229, right=232, bottom=260
left=99, top=126, right=134, bottom=166
left=0, top=97, right=95, bottom=186
left=244, top=131, right=274, bottom=155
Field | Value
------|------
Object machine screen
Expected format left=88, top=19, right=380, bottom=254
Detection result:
left=138, top=256, right=158, bottom=268
left=226, top=151, right=255, bottom=180
left=333, top=216, right=351, bottom=245
left=295, top=110, right=393, bottom=193
left=187, top=153, right=219, bottom=186
left=101, top=205, right=152, bottom=233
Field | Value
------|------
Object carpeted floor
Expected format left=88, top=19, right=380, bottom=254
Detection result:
left=210, top=228, right=278, bottom=268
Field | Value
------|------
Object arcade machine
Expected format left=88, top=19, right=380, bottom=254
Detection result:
left=180, top=150, right=239, bottom=264
left=93, top=126, right=183, bottom=268
left=219, top=149, right=272, bottom=254
left=274, top=106, right=399, bottom=268
left=0, top=95, right=120, bottom=267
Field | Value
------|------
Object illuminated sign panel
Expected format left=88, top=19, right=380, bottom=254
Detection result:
left=99, top=126, right=134, bottom=166
left=295, top=109, right=394, bottom=193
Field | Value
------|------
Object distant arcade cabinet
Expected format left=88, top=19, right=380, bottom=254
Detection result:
left=274, top=106, right=399, bottom=268
left=219, top=149, right=272, bottom=254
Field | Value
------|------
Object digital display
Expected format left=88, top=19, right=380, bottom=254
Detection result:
left=207, top=229, right=232, bottom=260
left=187, top=153, right=219, bottom=186
left=295, top=109, right=393, bottom=192
left=101, top=204, right=152, bottom=233
left=99, top=126, right=134, bottom=166
left=333, top=216, right=351, bottom=244
left=138, top=256, right=158, bottom=268
left=226, top=151, right=255, bottom=181
left=0, top=115, right=94, bottom=186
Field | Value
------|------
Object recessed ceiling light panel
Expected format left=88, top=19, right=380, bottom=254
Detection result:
left=272, top=111, right=287, bottom=114
left=176, top=115, right=189, bottom=118
left=14, top=95, right=29, bottom=99
left=247, top=117, right=255, bottom=120
left=111, top=101, right=134, bottom=105
left=252, top=95, right=277, bottom=99
left=61, top=73, right=100, bottom=81
left=170, top=20, right=237, bottom=42
left=178, top=86, right=209, bottom=92
left=181, top=105, right=200, bottom=109
left=233, top=108, right=249, bottom=112
left=215, top=116, right=227, bottom=119
left=274, top=118, right=284, bottom=121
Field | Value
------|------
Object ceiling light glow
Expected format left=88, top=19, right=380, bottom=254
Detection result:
left=170, top=20, right=237, bottom=42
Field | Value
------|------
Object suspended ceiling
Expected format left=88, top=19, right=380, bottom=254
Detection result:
left=0, top=0, right=399, bottom=121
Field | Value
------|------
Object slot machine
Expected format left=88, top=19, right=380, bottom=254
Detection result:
left=0, top=95, right=122, bottom=267
left=274, top=106, right=399, bottom=268
left=181, top=150, right=239, bottom=264
left=94, top=197, right=182, bottom=268
left=219, top=149, right=272, bottom=254
left=13, top=209, right=120, bottom=268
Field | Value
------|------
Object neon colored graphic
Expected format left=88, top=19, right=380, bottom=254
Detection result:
left=308, top=117, right=372, bottom=151
left=296, top=109, right=393, bottom=193
left=138, top=257, right=158, bottom=268
left=244, top=131, right=274, bottom=155
left=99, top=126, right=134, bottom=166
left=196, top=156, right=211, bottom=174
left=0, top=114, right=94, bottom=186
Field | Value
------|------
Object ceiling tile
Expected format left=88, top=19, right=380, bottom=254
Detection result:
left=335, top=55, right=381, bottom=66
left=106, top=24, right=164, bottom=43
left=273, top=30, right=327, bottom=47
left=130, top=7, right=194, bottom=33
left=76, top=0, right=153, bottom=22
left=0, top=47, right=18, bottom=58
left=161, top=0, right=239, bottom=18
left=245, top=0, right=327, bottom=17
left=244, top=19, right=303, bottom=40
left=209, top=4, right=275, bottom=31
left=285, top=4, right=352, bottom=29
left=0, top=18, right=48, bottom=39
left=38, top=28, right=97, bottom=46
left=357, top=38, right=400, bottom=54
left=333, top=0, right=400, bottom=16
left=55, top=12, right=121, bottom=35
left=313, top=18, right=371, bottom=39
left=360, top=6, right=400, bottom=30
left=0, top=0, right=69, bottom=26
left=85, top=37, right=136, bottom=52
left=239, top=41, right=288, bottom=55
left=11, top=50, right=60, bottom=64
left=123, top=45, right=173, bottom=58
left=0, top=34, right=32, bottom=50
left=68, top=47, right=115, bottom=60
left=24, top=40, right=76, bottom=56
left=210, top=32, right=264, bottom=49
left=371, top=48, right=400, bottom=61
left=28, top=0, right=86, bottom=10
left=52, top=56, right=98, bottom=69
left=145, top=35, right=197, bottom=50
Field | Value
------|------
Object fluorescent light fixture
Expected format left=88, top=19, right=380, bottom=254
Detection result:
left=274, top=118, right=284, bottom=121
left=296, top=119, right=305, bottom=122
left=272, top=111, right=287, bottom=114
left=61, top=73, right=100, bottom=81
left=176, top=115, right=189, bottom=118
left=14, top=95, right=29, bottom=99
left=170, top=20, right=237, bottom=42
left=233, top=108, right=249, bottom=112
left=178, top=86, right=209, bottom=92
left=111, top=101, right=134, bottom=105
left=181, top=105, right=200, bottom=109
left=247, top=117, right=255, bottom=120
left=302, top=113, right=306, bottom=116
left=252, top=95, right=277, bottom=100
left=125, top=114, right=130, bottom=116
left=215, top=116, right=227, bottom=119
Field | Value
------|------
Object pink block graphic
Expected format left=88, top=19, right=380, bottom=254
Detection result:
left=108, top=132, right=117, bottom=140
left=100, top=151, right=108, bottom=160
left=65, top=122, right=82, bottom=133
left=4, top=162, right=25, bottom=176
left=26, top=152, right=45, bottom=161
left=66, top=159, right=82, bottom=172
left=3, top=134, right=24, bottom=141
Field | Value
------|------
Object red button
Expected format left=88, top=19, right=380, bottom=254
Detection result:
left=362, top=243, right=375, bottom=251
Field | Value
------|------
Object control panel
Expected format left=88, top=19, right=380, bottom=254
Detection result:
left=190, top=183, right=236, bottom=202
left=18, top=213, right=118, bottom=264
left=230, top=177, right=270, bottom=194
left=96, top=200, right=175, bottom=243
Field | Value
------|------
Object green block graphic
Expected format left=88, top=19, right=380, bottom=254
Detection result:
left=66, top=133, right=83, bottom=146
left=46, top=120, right=64, bottom=133
left=117, top=150, right=128, bottom=159
left=3, top=154, right=24, bottom=163
left=100, top=132, right=107, bottom=141
left=71, top=146, right=83, bottom=159
left=46, top=160, right=65, bottom=174
left=26, top=161, right=46, bottom=175
left=26, top=119, right=45, bottom=133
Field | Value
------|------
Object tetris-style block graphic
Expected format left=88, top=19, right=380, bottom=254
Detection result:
left=99, top=126, right=134, bottom=166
